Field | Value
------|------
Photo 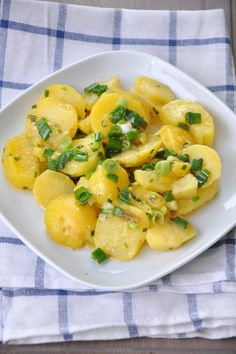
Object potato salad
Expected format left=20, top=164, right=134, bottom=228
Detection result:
left=2, top=76, right=222, bottom=263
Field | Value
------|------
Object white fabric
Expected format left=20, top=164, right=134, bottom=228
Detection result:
left=0, top=0, right=235, bottom=343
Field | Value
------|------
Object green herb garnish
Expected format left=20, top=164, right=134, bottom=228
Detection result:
left=84, top=83, right=107, bottom=96
left=36, top=117, right=52, bottom=141
left=91, top=248, right=109, bottom=264
left=185, top=112, right=201, bottom=124
left=74, top=186, right=92, bottom=205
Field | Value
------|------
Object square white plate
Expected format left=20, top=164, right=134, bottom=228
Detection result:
left=1, top=50, right=236, bottom=290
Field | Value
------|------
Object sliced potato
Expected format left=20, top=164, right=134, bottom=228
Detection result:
left=88, top=164, right=129, bottom=206
left=25, top=97, right=78, bottom=150
left=159, top=100, right=215, bottom=146
left=2, top=134, right=40, bottom=190
left=168, top=157, right=191, bottom=178
left=133, top=76, right=176, bottom=105
left=159, top=125, right=194, bottom=152
left=177, top=179, right=220, bottom=215
left=172, top=173, right=198, bottom=200
left=146, top=220, right=197, bottom=250
left=90, top=92, right=148, bottom=137
left=183, top=144, right=222, bottom=188
left=60, top=135, right=104, bottom=177
left=130, top=184, right=166, bottom=210
left=134, top=170, right=176, bottom=193
left=39, top=84, right=85, bottom=119
left=113, top=135, right=162, bottom=168
left=45, top=194, right=97, bottom=249
left=33, top=170, right=75, bottom=207
left=94, top=204, right=149, bottom=261
left=77, top=115, right=92, bottom=135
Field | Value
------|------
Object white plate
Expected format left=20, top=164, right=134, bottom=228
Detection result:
left=1, top=50, right=236, bottom=290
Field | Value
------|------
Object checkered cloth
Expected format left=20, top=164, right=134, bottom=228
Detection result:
left=0, top=0, right=236, bottom=344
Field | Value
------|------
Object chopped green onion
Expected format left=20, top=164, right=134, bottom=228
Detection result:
left=195, top=169, right=211, bottom=187
left=185, top=112, right=201, bottom=124
left=143, top=228, right=148, bottom=232
left=117, top=97, right=128, bottom=108
left=14, top=156, right=21, bottom=161
left=112, top=206, right=124, bottom=217
left=43, top=147, right=54, bottom=158
left=108, top=125, right=122, bottom=138
left=91, top=141, right=100, bottom=151
left=55, top=149, right=75, bottom=169
left=59, top=137, right=72, bottom=151
left=102, top=159, right=118, bottom=172
left=155, top=149, right=166, bottom=159
left=191, top=158, right=203, bottom=173
left=32, top=104, right=37, bottom=109
left=155, top=160, right=171, bottom=176
left=126, top=109, right=147, bottom=130
left=95, top=132, right=102, bottom=142
left=121, top=139, right=131, bottom=151
left=28, top=114, right=37, bottom=122
left=170, top=216, right=189, bottom=229
left=110, top=105, right=126, bottom=124
left=91, top=230, right=95, bottom=236
left=178, top=122, right=190, bottom=131
left=141, top=163, right=155, bottom=171
left=149, top=208, right=165, bottom=224
left=74, top=186, right=92, bottom=205
left=125, top=129, right=138, bottom=142
left=164, top=149, right=178, bottom=159
left=84, top=167, right=96, bottom=179
left=163, top=191, right=174, bottom=202
left=117, top=188, right=133, bottom=204
left=106, top=173, right=118, bottom=183
left=36, top=117, right=52, bottom=141
left=178, top=154, right=190, bottom=162
left=101, top=202, right=114, bottom=215
left=74, top=151, right=88, bottom=161
left=192, top=195, right=200, bottom=202
left=152, top=106, right=159, bottom=115
left=91, top=248, right=109, bottom=264
left=44, top=89, right=49, bottom=97
left=97, top=152, right=106, bottom=165
left=84, top=83, right=107, bottom=96
left=47, top=159, right=57, bottom=170
left=105, top=138, right=122, bottom=157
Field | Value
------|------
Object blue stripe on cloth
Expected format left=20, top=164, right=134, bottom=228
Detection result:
left=187, top=294, right=202, bottom=330
left=225, top=26, right=235, bottom=110
left=0, top=19, right=231, bottom=47
left=123, top=293, right=139, bottom=338
left=3, top=288, right=114, bottom=297
left=225, top=229, right=236, bottom=281
left=0, top=80, right=31, bottom=90
left=34, top=257, right=45, bottom=288
left=148, top=284, right=158, bottom=292
left=210, top=237, right=236, bottom=249
left=212, top=281, right=222, bottom=293
left=177, top=332, right=187, bottom=338
left=0, top=0, right=11, bottom=108
left=112, top=9, right=122, bottom=50
left=54, top=3, right=67, bottom=71
left=0, top=237, right=24, bottom=246
left=58, top=290, right=73, bottom=341
left=169, top=11, right=177, bottom=65
left=161, top=274, right=172, bottom=286
left=208, top=84, right=236, bottom=92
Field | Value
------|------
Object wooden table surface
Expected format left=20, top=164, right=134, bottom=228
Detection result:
left=1, top=0, right=236, bottom=353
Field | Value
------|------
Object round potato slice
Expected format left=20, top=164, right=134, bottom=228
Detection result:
left=113, top=135, right=162, bottom=168
left=146, top=220, right=197, bottom=251
left=2, top=134, right=40, bottom=190
left=159, top=125, right=194, bottom=152
left=134, top=170, right=176, bottom=193
left=25, top=97, right=78, bottom=150
left=159, top=100, right=215, bottom=146
left=94, top=204, right=149, bottom=261
left=45, top=194, right=97, bottom=249
left=88, top=164, right=129, bottom=206
left=39, top=84, right=85, bottom=119
left=90, top=92, right=148, bottom=136
left=33, top=170, right=75, bottom=207
left=183, top=144, right=222, bottom=188
left=177, top=179, right=220, bottom=215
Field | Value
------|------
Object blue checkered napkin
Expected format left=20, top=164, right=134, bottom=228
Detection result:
left=0, top=0, right=236, bottom=344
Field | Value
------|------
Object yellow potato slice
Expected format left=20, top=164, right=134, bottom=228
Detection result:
left=113, top=135, right=162, bottom=168
left=177, top=179, right=220, bottom=215
left=25, top=97, right=78, bottom=150
left=146, top=220, right=197, bottom=250
left=159, top=125, right=194, bottom=152
left=183, top=144, right=222, bottom=188
left=88, top=164, right=129, bottom=206
left=172, top=173, right=198, bottom=200
left=159, top=100, right=215, bottom=146
left=77, top=115, right=92, bottom=135
left=134, top=170, right=176, bottom=193
left=133, top=76, right=176, bottom=104
left=39, top=84, right=85, bottom=119
left=130, top=184, right=166, bottom=210
left=45, top=194, right=97, bottom=249
left=33, top=170, right=75, bottom=207
left=94, top=204, right=149, bottom=261
left=2, top=134, right=40, bottom=190
left=60, top=135, right=104, bottom=177
left=90, top=92, right=148, bottom=137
